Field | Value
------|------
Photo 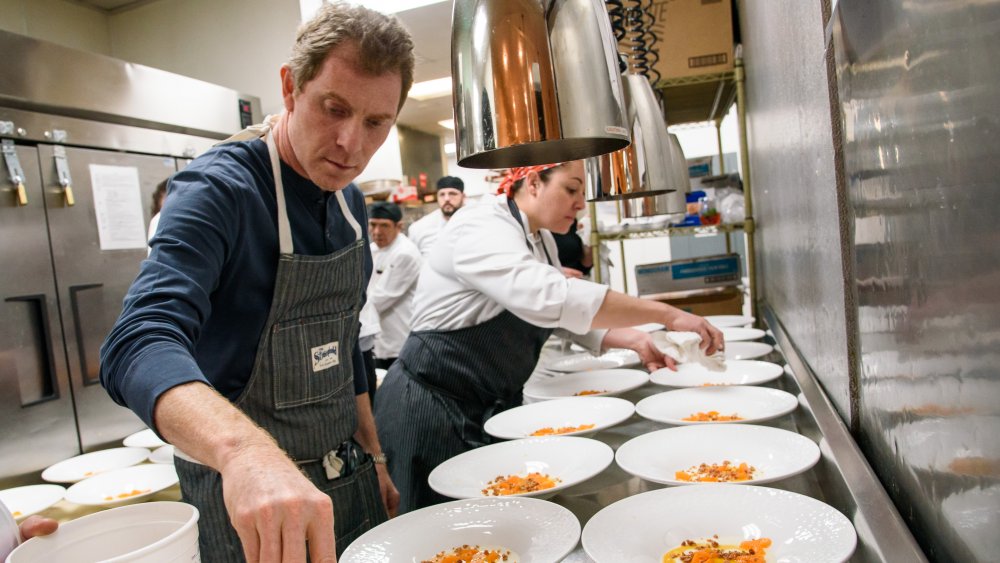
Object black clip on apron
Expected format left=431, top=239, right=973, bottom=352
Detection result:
left=375, top=197, right=555, bottom=512
left=174, top=117, right=387, bottom=561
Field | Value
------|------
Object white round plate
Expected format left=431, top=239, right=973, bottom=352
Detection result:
left=546, top=349, right=641, bottom=372
left=720, top=327, right=766, bottom=341
left=485, top=397, right=635, bottom=440
left=632, top=323, right=665, bottom=333
left=635, top=387, right=798, bottom=425
left=428, top=436, right=613, bottom=500
left=122, top=428, right=167, bottom=449
left=341, top=497, right=580, bottom=563
left=582, top=485, right=856, bottom=563
left=65, top=464, right=179, bottom=507
left=650, top=360, right=782, bottom=388
left=523, top=369, right=649, bottom=401
left=41, top=447, right=151, bottom=483
left=724, top=341, right=773, bottom=360
left=705, top=315, right=755, bottom=327
left=615, top=424, right=819, bottom=486
left=0, top=485, right=65, bottom=521
left=149, top=445, right=175, bottom=464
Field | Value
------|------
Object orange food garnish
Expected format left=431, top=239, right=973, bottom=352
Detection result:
left=663, top=536, right=771, bottom=563
left=699, top=383, right=731, bottom=387
left=423, top=545, right=511, bottom=563
left=531, top=424, right=595, bottom=436
left=574, top=389, right=606, bottom=396
left=83, top=471, right=95, bottom=477
left=682, top=411, right=743, bottom=422
left=481, top=472, right=560, bottom=496
left=675, top=461, right=756, bottom=483
left=11, top=511, right=21, bottom=517
left=103, top=488, right=151, bottom=501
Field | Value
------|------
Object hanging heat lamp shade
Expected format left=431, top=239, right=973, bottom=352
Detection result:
left=586, top=73, right=688, bottom=218
left=451, top=0, right=630, bottom=169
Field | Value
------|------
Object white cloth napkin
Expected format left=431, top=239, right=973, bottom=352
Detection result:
left=652, top=331, right=726, bottom=371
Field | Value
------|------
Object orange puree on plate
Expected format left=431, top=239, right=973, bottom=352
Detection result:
left=481, top=472, right=560, bottom=496
left=530, top=424, right=595, bottom=436
left=663, top=536, right=771, bottom=563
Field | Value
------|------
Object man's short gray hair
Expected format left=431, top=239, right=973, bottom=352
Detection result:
left=288, top=2, right=415, bottom=113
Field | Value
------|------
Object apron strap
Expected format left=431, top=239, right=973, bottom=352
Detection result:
left=265, top=128, right=295, bottom=255
left=506, top=197, right=553, bottom=265
left=335, top=190, right=363, bottom=241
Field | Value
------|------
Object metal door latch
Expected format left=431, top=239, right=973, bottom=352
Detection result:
left=1, top=139, right=27, bottom=206
left=53, top=146, right=75, bottom=206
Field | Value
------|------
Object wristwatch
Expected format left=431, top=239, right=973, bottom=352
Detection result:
left=371, top=452, right=388, bottom=465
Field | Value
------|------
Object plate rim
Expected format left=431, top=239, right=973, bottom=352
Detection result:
left=41, top=447, right=152, bottom=483
left=427, top=436, right=614, bottom=500
left=614, top=424, right=821, bottom=486
left=546, top=349, right=641, bottom=373
left=0, top=484, right=67, bottom=521
left=581, top=484, right=857, bottom=563
left=523, top=369, right=650, bottom=400
left=649, top=360, right=783, bottom=388
left=634, top=386, right=798, bottom=425
left=341, top=496, right=581, bottom=563
left=484, top=396, right=636, bottom=439
left=63, top=464, right=178, bottom=506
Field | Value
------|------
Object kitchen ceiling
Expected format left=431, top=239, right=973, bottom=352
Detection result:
left=392, top=0, right=457, bottom=140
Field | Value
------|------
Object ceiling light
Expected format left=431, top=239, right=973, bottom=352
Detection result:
left=438, top=119, right=454, bottom=130
left=444, top=143, right=456, bottom=154
left=408, top=77, right=453, bottom=101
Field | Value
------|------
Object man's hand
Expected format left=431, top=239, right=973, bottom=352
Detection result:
left=19, top=515, right=58, bottom=540
left=602, top=328, right=676, bottom=372
left=374, top=463, right=400, bottom=518
left=220, top=443, right=337, bottom=563
left=667, top=311, right=725, bottom=355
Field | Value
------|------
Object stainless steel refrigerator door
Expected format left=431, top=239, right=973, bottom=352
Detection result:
left=0, top=143, right=81, bottom=480
left=37, top=145, right=177, bottom=450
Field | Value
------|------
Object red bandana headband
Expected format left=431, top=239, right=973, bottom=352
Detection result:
left=496, top=163, right=562, bottom=197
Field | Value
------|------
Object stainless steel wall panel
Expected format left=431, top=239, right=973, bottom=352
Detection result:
left=739, top=0, right=854, bottom=419
left=0, top=144, right=81, bottom=481
left=832, top=0, right=1000, bottom=560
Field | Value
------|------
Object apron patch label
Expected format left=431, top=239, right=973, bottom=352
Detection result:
left=311, top=341, right=340, bottom=372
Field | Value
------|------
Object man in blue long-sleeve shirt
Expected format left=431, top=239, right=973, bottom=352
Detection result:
left=99, top=4, right=413, bottom=560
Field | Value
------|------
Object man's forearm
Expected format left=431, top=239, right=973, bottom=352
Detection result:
left=153, top=381, right=288, bottom=472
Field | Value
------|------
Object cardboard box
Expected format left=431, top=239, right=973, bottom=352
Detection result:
left=646, top=286, right=745, bottom=317
left=635, top=253, right=741, bottom=296
left=646, top=0, right=734, bottom=80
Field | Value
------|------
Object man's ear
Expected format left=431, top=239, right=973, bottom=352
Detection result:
left=280, top=65, right=296, bottom=111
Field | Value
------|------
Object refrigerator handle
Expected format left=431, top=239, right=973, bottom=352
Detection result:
left=69, top=283, right=104, bottom=386
left=2, top=139, right=28, bottom=206
left=4, top=294, right=59, bottom=406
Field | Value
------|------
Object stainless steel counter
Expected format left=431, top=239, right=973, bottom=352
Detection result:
left=532, top=309, right=925, bottom=562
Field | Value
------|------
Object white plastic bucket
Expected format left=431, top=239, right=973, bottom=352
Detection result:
left=6, top=501, right=199, bottom=563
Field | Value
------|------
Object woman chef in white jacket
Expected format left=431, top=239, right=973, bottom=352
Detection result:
left=374, top=160, right=724, bottom=512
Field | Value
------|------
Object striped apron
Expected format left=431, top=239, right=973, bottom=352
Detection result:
left=374, top=198, right=555, bottom=513
left=174, top=119, right=386, bottom=561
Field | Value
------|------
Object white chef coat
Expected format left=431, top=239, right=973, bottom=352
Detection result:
left=369, top=233, right=422, bottom=359
left=407, top=208, right=447, bottom=256
left=411, top=195, right=609, bottom=352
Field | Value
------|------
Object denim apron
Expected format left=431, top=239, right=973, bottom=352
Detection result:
left=374, top=198, right=555, bottom=513
left=174, top=118, right=386, bottom=560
